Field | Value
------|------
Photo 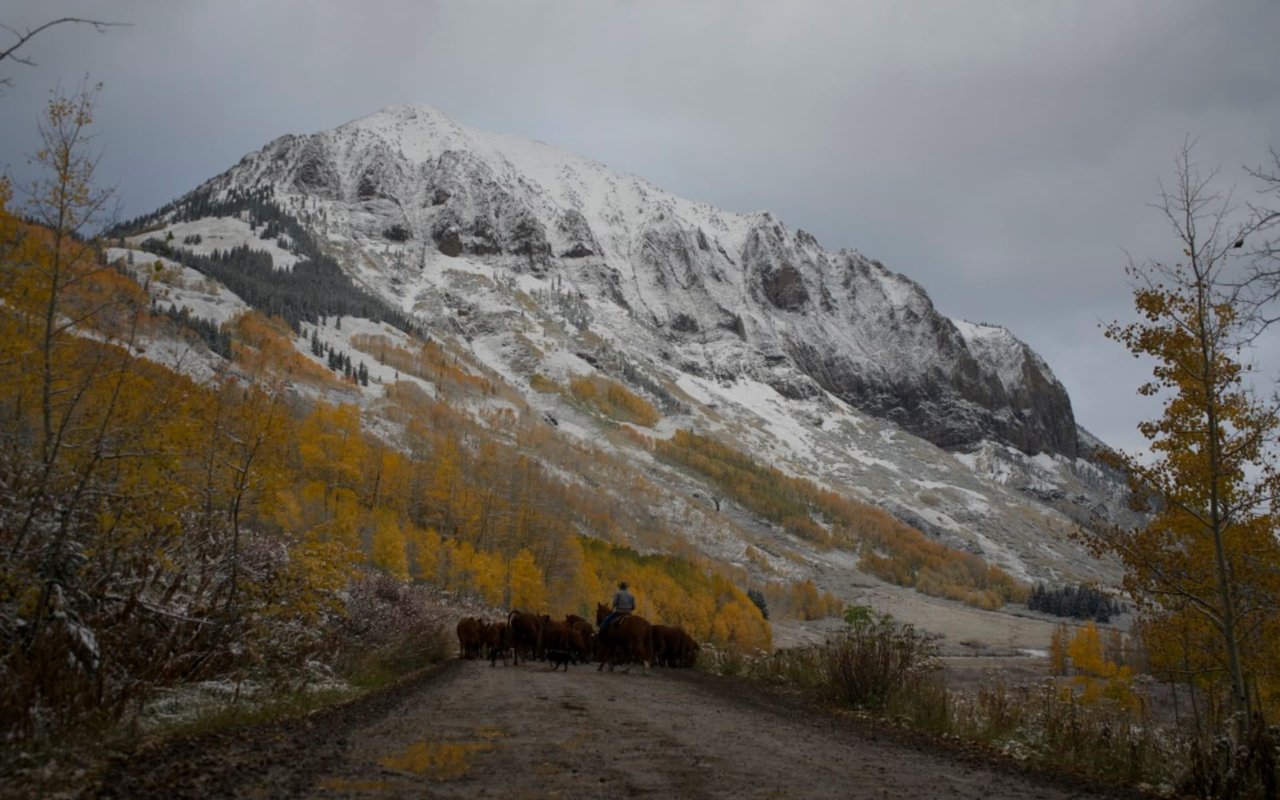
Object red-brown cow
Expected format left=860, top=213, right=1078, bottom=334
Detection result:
left=483, top=620, right=512, bottom=667
left=456, top=616, right=483, bottom=659
left=539, top=616, right=567, bottom=658
left=651, top=624, right=681, bottom=667
left=673, top=627, right=700, bottom=668
left=564, top=614, right=594, bottom=662
left=507, top=609, right=542, bottom=665
left=650, top=624, right=699, bottom=668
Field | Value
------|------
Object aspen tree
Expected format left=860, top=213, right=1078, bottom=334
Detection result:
left=1092, top=144, right=1280, bottom=739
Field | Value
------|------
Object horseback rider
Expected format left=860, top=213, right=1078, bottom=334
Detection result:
left=599, top=581, right=635, bottom=635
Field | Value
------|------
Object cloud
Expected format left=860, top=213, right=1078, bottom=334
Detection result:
left=3, top=0, right=1277, bottom=453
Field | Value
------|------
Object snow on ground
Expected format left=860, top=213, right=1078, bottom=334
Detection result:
left=967, top=527, right=1033, bottom=583
left=538, top=346, right=597, bottom=377
left=676, top=374, right=819, bottom=466
left=912, top=479, right=994, bottom=515
left=326, top=105, right=762, bottom=268
left=107, top=247, right=251, bottom=327
left=900, top=503, right=965, bottom=534
left=674, top=374, right=715, bottom=406
left=301, top=316, right=435, bottom=404
left=128, top=216, right=302, bottom=270
left=466, top=334, right=536, bottom=410
left=843, top=446, right=902, bottom=474
left=878, top=271, right=920, bottom=309
left=953, top=319, right=1062, bottom=394
left=1031, top=451, right=1065, bottom=475
left=134, top=333, right=224, bottom=385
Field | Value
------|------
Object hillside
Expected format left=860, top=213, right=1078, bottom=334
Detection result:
left=110, top=104, right=1134, bottom=602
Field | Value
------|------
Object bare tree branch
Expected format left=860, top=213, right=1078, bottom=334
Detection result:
left=0, top=16, right=128, bottom=91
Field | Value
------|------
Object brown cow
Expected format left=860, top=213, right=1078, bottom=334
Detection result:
left=673, top=627, right=700, bottom=668
left=651, top=624, right=681, bottom=667
left=456, top=616, right=483, bottom=659
left=595, top=602, right=653, bottom=674
left=507, top=609, right=542, bottom=665
left=540, top=616, right=570, bottom=660
left=565, top=628, right=588, bottom=662
left=651, top=624, right=699, bottom=668
left=565, top=615, right=594, bottom=662
left=483, top=620, right=512, bottom=666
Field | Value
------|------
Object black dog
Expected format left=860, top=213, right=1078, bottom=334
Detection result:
left=546, top=648, right=575, bottom=671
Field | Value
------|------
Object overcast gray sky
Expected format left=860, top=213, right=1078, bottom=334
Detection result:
left=4, top=1, right=1279, bottom=456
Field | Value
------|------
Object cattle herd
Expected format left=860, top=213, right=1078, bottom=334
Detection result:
left=455, top=606, right=699, bottom=673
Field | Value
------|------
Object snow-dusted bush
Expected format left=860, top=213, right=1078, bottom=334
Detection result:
left=332, top=572, right=451, bottom=678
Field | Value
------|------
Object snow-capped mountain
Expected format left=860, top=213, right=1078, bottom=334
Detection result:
left=122, top=104, right=1133, bottom=591
left=201, top=104, right=1077, bottom=458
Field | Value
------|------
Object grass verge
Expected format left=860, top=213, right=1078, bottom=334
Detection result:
left=697, top=610, right=1275, bottom=798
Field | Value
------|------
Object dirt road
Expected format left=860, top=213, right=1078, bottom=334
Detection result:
left=96, top=659, right=1135, bottom=799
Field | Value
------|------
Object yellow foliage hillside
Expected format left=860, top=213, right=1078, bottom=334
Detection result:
left=656, top=429, right=1027, bottom=609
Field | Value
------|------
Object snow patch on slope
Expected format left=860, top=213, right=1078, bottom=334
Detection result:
left=953, top=319, right=1057, bottom=393
left=129, top=217, right=301, bottom=270
left=107, top=247, right=251, bottom=327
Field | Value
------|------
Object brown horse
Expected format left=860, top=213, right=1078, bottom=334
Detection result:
left=595, top=602, right=653, bottom=674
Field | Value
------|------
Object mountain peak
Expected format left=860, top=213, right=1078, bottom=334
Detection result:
left=347, top=102, right=456, bottom=126
left=335, top=104, right=469, bottom=160
left=176, top=105, right=1080, bottom=458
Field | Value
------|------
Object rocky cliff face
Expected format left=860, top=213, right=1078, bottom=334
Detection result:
left=185, top=105, right=1077, bottom=458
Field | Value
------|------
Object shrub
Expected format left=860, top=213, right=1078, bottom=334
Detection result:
left=947, top=679, right=1183, bottom=788
left=529, top=373, right=559, bottom=393
left=382, top=224, right=411, bottom=242
left=568, top=375, right=660, bottom=427
left=332, top=572, right=451, bottom=683
left=752, top=646, right=825, bottom=689
left=823, top=613, right=941, bottom=713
